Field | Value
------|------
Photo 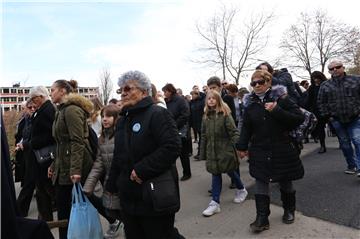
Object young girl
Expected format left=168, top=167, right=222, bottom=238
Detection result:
left=200, top=90, right=247, bottom=217
left=84, top=104, right=122, bottom=238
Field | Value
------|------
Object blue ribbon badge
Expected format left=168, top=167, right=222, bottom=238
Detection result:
left=132, top=123, right=141, bottom=133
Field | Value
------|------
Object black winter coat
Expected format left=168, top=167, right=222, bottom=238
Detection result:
left=221, top=90, right=237, bottom=122
left=190, top=96, right=205, bottom=132
left=165, top=94, right=190, bottom=130
left=30, top=100, right=56, bottom=180
left=106, top=96, right=181, bottom=216
left=236, top=86, right=305, bottom=183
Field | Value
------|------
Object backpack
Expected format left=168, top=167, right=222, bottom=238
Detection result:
left=289, top=108, right=317, bottom=152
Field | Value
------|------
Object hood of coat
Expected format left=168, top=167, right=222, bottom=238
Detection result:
left=243, top=85, right=287, bottom=108
left=62, top=93, right=94, bottom=116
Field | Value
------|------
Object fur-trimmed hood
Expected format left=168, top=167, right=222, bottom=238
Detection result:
left=63, top=93, right=94, bottom=115
left=243, top=85, right=287, bottom=108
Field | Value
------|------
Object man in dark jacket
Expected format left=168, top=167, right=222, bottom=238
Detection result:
left=107, top=71, right=183, bottom=239
left=317, top=60, right=360, bottom=176
left=207, top=76, right=236, bottom=122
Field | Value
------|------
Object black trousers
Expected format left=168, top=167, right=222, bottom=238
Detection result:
left=16, top=176, right=36, bottom=217
left=123, top=212, right=177, bottom=239
left=35, top=179, right=54, bottom=221
left=180, top=138, right=191, bottom=176
left=88, top=194, right=116, bottom=224
left=55, top=184, right=72, bottom=239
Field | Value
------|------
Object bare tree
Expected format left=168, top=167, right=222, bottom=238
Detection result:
left=99, top=67, right=113, bottom=105
left=195, top=4, right=273, bottom=85
left=281, top=9, right=360, bottom=78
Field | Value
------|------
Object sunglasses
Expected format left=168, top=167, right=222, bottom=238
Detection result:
left=116, top=85, right=138, bottom=94
left=328, top=65, right=343, bottom=71
left=250, top=79, right=266, bottom=87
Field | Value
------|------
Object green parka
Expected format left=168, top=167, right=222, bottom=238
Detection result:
left=52, top=93, right=94, bottom=185
left=200, top=110, right=240, bottom=174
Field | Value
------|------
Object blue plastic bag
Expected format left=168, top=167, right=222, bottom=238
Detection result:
left=67, top=183, right=103, bottom=239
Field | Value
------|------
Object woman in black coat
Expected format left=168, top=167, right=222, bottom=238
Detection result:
left=306, top=71, right=328, bottom=153
left=162, top=83, right=192, bottom=181
left=236, top=70, right=304, bottom=233
left=28, top=86, right=56, bottom=221
left=106, top=71, right=183, bottom=239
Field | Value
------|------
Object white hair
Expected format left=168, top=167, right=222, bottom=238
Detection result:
left=29, top=86, right=49, bottom=99
left=118, top=70, right=152, bottom=96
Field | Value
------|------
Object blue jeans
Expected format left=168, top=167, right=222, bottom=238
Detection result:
left=331, top=118, right=360, bottom=170
left=212, top=170, right=245, bottom=203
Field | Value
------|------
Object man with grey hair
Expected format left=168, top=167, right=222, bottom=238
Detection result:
left=317, top=60, right=360, bottom=177
left=107, top=70, right=184, bottom=238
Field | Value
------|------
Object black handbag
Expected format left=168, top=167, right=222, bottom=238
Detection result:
left=142, top=167, right=180, bottom=213
left=34, top=144, right=56, bottom=165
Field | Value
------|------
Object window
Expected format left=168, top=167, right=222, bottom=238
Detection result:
left=18, top=89, right=23, bottom=94
left=24, top=89, right=30, bottom=93
left=3, top=88, right=9, bottom=93
left=11, top=89, right=17, bottom=93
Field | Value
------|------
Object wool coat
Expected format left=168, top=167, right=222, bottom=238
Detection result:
left=200, top=111, right=240, bottom=174
left=52, top=94, right=94, bottom=185
left=236, top=86, right=305, bottom=183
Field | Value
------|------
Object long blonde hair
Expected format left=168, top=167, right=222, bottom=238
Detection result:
left=204, top=90, right=231, bottom=119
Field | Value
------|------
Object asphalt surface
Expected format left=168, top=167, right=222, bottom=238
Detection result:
left=259, top=138, right=360, bottom=229
left=17, top=136, right=360, bottom=238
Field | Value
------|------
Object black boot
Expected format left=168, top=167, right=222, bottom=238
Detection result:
left=318, top=146, right=326, bottom=154
left=318, top=140, right=326, bottom=154
left=281, top=190, right=296, bottom=224
left=250, top=194, right=270, bottom=233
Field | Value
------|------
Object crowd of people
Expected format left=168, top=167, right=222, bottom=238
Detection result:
left=6, top=59, right=360, bottom=238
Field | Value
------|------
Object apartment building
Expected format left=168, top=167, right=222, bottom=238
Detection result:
left=0, top=84, right=99, bottom=112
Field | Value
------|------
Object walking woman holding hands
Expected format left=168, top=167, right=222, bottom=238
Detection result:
left=200, top=90, right=247, bottom=217
left=236, top=70, right=305, bottom=233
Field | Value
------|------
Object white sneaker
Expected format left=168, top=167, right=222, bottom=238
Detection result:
left=202, top=200, right=221, bottom=217
left=233, top=188, right=248, bottom=203
left=104, top=219, right=121, bottom=239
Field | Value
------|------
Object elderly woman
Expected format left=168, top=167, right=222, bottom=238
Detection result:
left=236, top=70, right=305, bottom=233
left=49, top=79, right=94, bottom=239
left=106, top=71, right=183, bottom=239
left=26, top=86, right=56, bottom=221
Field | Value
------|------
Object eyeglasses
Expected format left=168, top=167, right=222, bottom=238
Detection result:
left=27, top=106, right=36, bottom=109
left=250, top=79, right=266, bottom=87
left=116, top=85, right=139, bottom=94
left=328, top=65, right=343, bottom=71
left=221, top=83, right=228, bottom=86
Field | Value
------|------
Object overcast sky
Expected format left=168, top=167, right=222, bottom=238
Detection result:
left=2, top=0, right=359, bottom=97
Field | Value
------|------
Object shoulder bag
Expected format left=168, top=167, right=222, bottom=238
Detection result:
left=34, top=144, right=56, bottom=165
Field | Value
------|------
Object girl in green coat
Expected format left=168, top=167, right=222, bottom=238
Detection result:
left=201, top=90, right=247, bottom=217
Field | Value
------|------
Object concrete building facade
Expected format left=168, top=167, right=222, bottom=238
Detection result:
left=0, top=84, right=99, bottom=112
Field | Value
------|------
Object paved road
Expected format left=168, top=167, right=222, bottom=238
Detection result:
left=18, top=136, right=360, bottom=238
